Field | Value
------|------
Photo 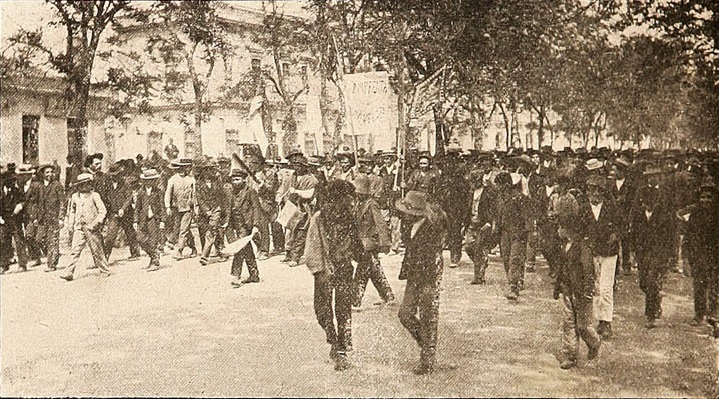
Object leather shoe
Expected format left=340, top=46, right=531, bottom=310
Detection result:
left=241, top=276, right=260, bottom=284
left=560, top=359, right=576, bottom=369
left=60, top=274, right=73, bottom=281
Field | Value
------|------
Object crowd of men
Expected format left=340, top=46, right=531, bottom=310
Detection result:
left=1, top=143, right=718, bottom=373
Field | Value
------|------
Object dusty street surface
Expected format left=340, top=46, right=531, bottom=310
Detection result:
left=2, top=244, right=717, bottom=397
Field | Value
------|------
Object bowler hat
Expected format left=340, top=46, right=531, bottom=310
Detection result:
left=395, top=191, right=430, bottom=217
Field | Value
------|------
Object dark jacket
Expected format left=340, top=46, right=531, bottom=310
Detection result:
left=134, top=187, right=166, bottom=227
left=39, top=180, right=65, bottom=224
left=685, top=205, right=718, bottom=265
left=355, top=196, right=391, bottom=253
left=229, top=185, right=260, bottom=236
left=630, top=200, right=675, bottom=263
left=399, top=206, right=447, bottom=281
left=555, top=238, right=595, bottom=300
left=580, top=199, right=621, bottom=257
left=437, top=174, right=472, bottom=226
left=497, top=189, right=531, bottom=240
left=105, top=179, right=132, bottom=218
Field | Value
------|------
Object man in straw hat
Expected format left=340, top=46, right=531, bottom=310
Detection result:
left=60, top=173, right=111, bottom=281
left=395, top=190, right=448, bottom=374
left=165, top=158, right=197, bottom=259
left=580, top=174, right=621, bottom=340
left=134, top=169, right=166, bottom=271
left=103, top=162, right=141, bottom=262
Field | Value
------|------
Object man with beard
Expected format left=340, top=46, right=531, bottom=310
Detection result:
left=227, top=169, right=261, bottom=287
left=404, top=152, right=438, bottom=197
left=631, top=167, right=675, bottom=329
left=36, top=164, right=65, bottom=272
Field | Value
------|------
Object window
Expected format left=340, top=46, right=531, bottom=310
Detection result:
left=251, top=58, right=261, bottom=72
left=22, top=115, right=40, bottom=164
left=282, top=62, right=290, bottom=77
left=300, top=65, right=308, bottom=83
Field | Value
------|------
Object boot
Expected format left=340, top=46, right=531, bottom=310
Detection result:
left=334, top=351, right=350, bottom=371
left=597, top=321, right=612, bottom=339
left=414, top=348, right=436, bottom=375
left=587, top=338, right=601, bottom=360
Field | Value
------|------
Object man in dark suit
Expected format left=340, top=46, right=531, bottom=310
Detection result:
left=1, top=171, right=28, bottom=273
left=133, top=169, right=165, bottom=271
left=609, top=157, right=637, bottom=275
left=227, top=169, right=261, bottom=286
left=104, top=163, right=140, bottom=261
left=37, top=164, right=65, bottom=272
left=465, top=168, right=498, bottom=285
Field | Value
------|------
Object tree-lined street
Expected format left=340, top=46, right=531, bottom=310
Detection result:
left=2, top=247, right=715, bottom=397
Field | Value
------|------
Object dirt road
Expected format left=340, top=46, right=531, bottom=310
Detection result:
left=1, top=247, right=716, bottom=397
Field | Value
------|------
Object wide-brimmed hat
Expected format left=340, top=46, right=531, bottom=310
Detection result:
left=37, top=164, right=54, bottom=174
left=171, top=158, right=192, bottom=167
left=585, top=158, right=604, bottom=171
left=74, top=172, right=94, bottom=185
left=614, top=156, right=631, bottom=168
left=83, top=153, right=104, bottom=168
left=140, top=169, right=161, bottom=180
left=395, top=191, right=430, bottom=217
left=352, top=174, right=371, bottom=195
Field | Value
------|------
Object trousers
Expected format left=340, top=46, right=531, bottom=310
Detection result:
left=104, top=215, right=140, bottom=260
left=353, top=250, right=394, bottom=306
left=398, top=257, right=443, bottom=357
left=62, top=228, right=110, bottom=277
left=314, top=259, right=354, bottom=352
left=0, top=220, right=28, bottom=270
left=561, top=294, right=601, bottom=360
left=593, top=255, right=618, bottom=322
left=637, top=252, right=668, bottom=319
left=137, top=218, right=161, bottom=265
left=500, top=232, right=526, bottom=291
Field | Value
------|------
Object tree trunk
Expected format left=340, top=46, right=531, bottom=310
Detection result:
left=433, top=103, right=445, bottom=156
left=537, top=105, right=545, bottom=148
left=334, top=80, right=346, bottom=152
left=282, top=105, right=298, bottom=155
left=498, top=102, right=510, bottom=150
left=194, top=100, right=203, bottom=157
